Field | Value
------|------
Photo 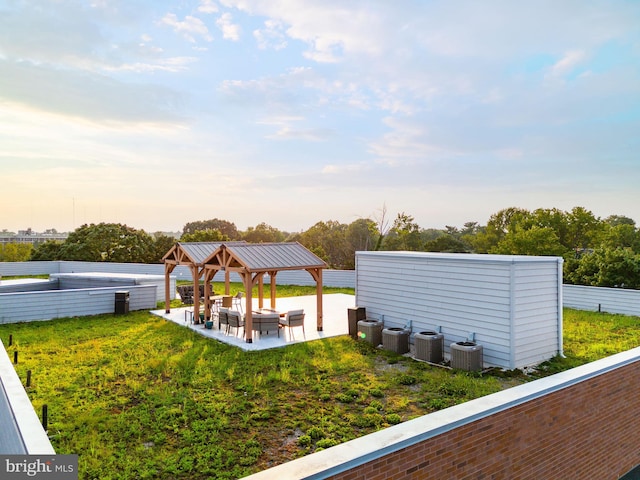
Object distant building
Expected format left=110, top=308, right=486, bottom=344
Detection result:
left=0, top=228, right=68, bottom=246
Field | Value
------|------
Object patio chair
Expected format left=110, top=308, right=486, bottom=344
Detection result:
left=232, top=292, right=244, bottom=314
left=218, top=307, right=230, bottom=333
left=280, top=309, right=305, bottom=340
left=227, top=310, right=245, bottom=337
left=251, top=312, right=280, bottom=337
left=222, top=295, right=233, bottom=308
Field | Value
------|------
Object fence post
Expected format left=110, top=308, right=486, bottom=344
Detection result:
left=42, top=405, right=48, bottom=431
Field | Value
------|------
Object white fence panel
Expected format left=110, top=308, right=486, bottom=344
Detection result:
left=0, top=285, right=157, bottom=324
left=563, top=284, right=640, bottom=316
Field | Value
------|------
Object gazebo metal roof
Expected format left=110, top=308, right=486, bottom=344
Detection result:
left=162, top=241, right=247, bottom=266
left=204, top=242, right=326, bottom=272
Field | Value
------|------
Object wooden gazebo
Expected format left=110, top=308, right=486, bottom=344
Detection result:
left=163, top=241, right=328, bottom=343
left=203, top=242, right=327, bottom=343
left=162, top=241, right=247, bottom=321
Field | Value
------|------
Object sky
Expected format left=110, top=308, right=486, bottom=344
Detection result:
left=1, top=0, right=639, bottom=234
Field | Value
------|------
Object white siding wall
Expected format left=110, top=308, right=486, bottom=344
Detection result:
left=563, top=284, right=640, bottom=316
left=0, top=280, right=57, bottom=294
left=0, top=261, right=59, bottom=276
left=512, top=262, right=562, bottom=367
left=51, top=273, right=174, bottom=303
left=0, top=285, right=157, bottom=324
left=356, top=252, right=562, bottom=369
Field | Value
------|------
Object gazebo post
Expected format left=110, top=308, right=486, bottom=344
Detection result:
left=164, top=263, right=173, bottom=313
left=316, top=268, right=323, bottom=331
left=204, top=269, right=213, bottom=321
left=244, top=272, right=253, bottom=343
left=257, top=274, right=264, bottom=309
left=224, top=269, right=231, bottom=295
left=192, top=266, right=201, bottom=324
left=269, top=272, right=277, bottom=309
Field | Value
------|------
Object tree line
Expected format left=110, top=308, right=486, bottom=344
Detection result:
left=14, top=205, right=640, bottom=289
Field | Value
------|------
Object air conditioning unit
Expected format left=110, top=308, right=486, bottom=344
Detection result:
left=414, top=331, right=444, bottom=363
left=382, top=327, right=409, bottom=354
left=357, top=319, right=383, bottom=346
left=450, top=341, right=483, bottom=371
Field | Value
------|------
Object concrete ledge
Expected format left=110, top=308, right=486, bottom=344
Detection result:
left=0, top=341, right=55, bottom=454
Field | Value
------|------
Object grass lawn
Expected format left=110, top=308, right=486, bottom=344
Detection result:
left=1, top=288, right=639, bottom=479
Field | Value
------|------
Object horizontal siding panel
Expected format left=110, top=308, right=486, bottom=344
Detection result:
left=0, top=285, right=156, bottom=324
left=0, top=262, right=60, bottom=276
left=564, top=284, right=640, bottom=316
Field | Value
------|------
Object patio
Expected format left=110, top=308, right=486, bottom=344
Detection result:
left=151, top=293, right=355, bottom=351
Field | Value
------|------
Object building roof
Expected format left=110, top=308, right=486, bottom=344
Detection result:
left=162, top=241, right=247, bottom=266
left=210, top=242, right=327, bottom=272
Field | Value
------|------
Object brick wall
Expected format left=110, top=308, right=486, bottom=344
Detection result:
left=327, top=362, right=640, bottom=480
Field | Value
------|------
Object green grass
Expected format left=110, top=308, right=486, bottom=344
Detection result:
left=178, top=281, right=355, bottom=298
left=1, top=306, right=639, bottom=479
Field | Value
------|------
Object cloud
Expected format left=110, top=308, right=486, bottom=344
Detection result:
left=198, top=0, right=219, bottom=14
left=159, top=13, right=213, bottom=43
left=321, top=163, right=368, bottom=174
left=545, top=50, right=588, bottom=81
left=266, top=125, right=333, bottom=141
left=0, top=59, right=186, bottom=125
left=254, top=19, right=287, bottom=50
left=105, top=56, right=198, bottom=73
left=216, top=12, right=241, bottom=41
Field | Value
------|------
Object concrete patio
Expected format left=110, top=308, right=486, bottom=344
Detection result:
left=151, top=293, right=355, bottom=351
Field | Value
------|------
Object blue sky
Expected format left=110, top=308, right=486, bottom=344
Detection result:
left=1, top=0, right=639, bottom=234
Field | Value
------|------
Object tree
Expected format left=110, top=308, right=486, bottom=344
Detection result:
left=600, top=224, right=640, bottom=253
left=604, top=215, right=636, bottom=227
left=566, top=206, right=603, bottom=254
left=424, top=236, right=469, bottom=253
left=470, top=207, right=530, bottom=253
left=296, top=220, right=351, bottom=269
left=59, top=223, right=155, bottom=263
left=182, top=219, right=239, bottom=240
left=242, top=223, right=286, bottom=243
left=383, top=213, right=422, bottom=251
left=30, top=240, right=64, bottom=261
left=343, top=218, right=378, bottom=269
left=528, top=208, right=570, bottom=248
left=151, top=234, right=177, bottom=263
left=372, top=204, right=391, bottom=251
left=346, top=218, right=378, bottom=251
left=180, top=229, right=228, bottom=243
left=567, top=247, right=640, bottom=289
left=0, top=243, right=33, bottom=262
left=491, top=226, right=566, bottom=256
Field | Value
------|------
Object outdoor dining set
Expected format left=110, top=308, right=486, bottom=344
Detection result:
left=180, top=287, right=306, bottom=341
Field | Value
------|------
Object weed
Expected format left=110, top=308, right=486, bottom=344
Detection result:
left=397, top=374, right=417, bottom=386
left=386, top=413, right=402, bottom=425
left=316, top=438, right=339, bottom=449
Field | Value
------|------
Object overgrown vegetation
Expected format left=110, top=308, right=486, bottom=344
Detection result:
left=1, top=306, right=638, bottom=479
